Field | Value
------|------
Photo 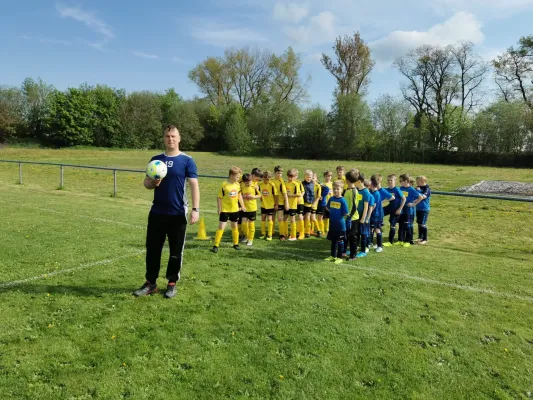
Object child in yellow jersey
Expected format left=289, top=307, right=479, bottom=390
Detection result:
left=284, top=168, right=303, bottom=241
left=238, top=168, right=262, bottom=241
left=273, top=165, right=289, bottom=240
left=336, top=165, right=348, bottom=191
left=295, top=173, right=306, bottom=240
left=258, top=171, right=279, bottom=241
left=240, top=173, right=261, bottom=246
left=211, top=167, right=245, bottom=254
left=302, top=170, right=321, bottom=238
left=316, top=170, right=333, bottom=235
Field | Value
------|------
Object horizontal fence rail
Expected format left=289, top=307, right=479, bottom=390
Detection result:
left=1, top=159, right=532, bottom=202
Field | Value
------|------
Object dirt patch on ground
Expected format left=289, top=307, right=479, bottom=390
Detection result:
left=457, top=181, right=533, bottom=197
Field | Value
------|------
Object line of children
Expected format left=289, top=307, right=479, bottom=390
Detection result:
left=211, top=165, right=431, bottom=257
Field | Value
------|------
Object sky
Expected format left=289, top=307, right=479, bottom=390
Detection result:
left=1, top=0, right=533, bottom=109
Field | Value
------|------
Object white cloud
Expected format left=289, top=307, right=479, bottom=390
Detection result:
left=433, top=0, right=533, bottom=15
left=273, top=2, right=309, bottom=23
left=56, top=3, right=114, bottom=38
left=132, top=51, right=159, bottom=60
left=285, top=11, right=337, bottom=47
left=370, top=12, right=484, bottom=67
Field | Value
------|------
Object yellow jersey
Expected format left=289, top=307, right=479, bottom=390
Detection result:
left=217, top=181, right=241, bottom=213
left=296, top=180, right=305, bottom=205
left=241, top=184, right=260, bottom=212
left=259, top=181, right=278, bottom=209
left=343, top=187, right=359, bottom=220
left=285, top=180, right=302, bottom=210
left=272, top=177, right=287, bottom=206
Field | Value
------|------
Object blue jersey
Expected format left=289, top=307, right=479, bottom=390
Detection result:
left=400, top=185, right=420, bottom=215
left=370, top=190, right=383, bottom=221
left=378, top=188, right=393, bottom=205
left=385, top=186, right=404, bottom=210
left=320, top=184, right=330, bottom=207
left=356, top=188, right=372, bottom=218
left=149, top=153, right=198, bottom=216
left=327, top=196, right=348, bottom=232
left=416, top=185, right=431, bottom=211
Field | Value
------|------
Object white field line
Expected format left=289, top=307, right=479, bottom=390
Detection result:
left=2, top=199, right=532, bottom=303
left=0, top=250, right=145, bottom=289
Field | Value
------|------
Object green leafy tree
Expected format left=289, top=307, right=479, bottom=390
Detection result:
left=0, top=86, right=25, bottom=142
left=296, top=106, right=330, bottom=158
left=117, top=91, right=162, bottom=148
left=225, top=105, right=251, bottom=155
left=91, top=85, right=125, bottom=147
left=21, top=77, right=55, bottom=140
left=43, top=87, right=96, bottom=146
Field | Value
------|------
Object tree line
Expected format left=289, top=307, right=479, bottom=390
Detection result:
left=1, top=34, right=532, bottom=167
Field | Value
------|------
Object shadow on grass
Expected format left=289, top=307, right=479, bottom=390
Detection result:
left=0, top=284, right=135, bottom=297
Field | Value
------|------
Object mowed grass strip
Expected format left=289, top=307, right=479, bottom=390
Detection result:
left=0, top=149, right=532, bottom=399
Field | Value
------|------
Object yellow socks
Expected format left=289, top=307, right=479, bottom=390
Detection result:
left=261, top=221, right=266, bottom=236
left=324, top=218, right=329, bottom=232
left=268, top=221, right=274, bottom=237
left=290, top=221, right=297, bottom=238
left=304, top=220, right=310, bottom=235
left=247, top=221, right=255, bottom=241
left=232, top=228, right=239, bottom=245
left=214, top=229, right=224, bottom=247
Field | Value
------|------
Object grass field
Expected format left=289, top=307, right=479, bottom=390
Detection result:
left=0, top=147, right=532, bottom=399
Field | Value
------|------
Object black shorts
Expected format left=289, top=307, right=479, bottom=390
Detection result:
left=346, top=219, right=359, bottom=239
left=297, top=204, right=304, bottom=215
left=261, top=207, right=275, bottom=216
left=327, top=229, right=346, bottom=242
left=371, top=219, right=384, bottom=229
left=316, top=203, right=325, bottom=215
left=219, top=212, right=240, bottom=222
left=416, top=210, right=429, bottom=225
left=284, top=209, right=298, bottom=217
left=323, top=208, right=330, bottom=218
left=241, top=211, right=257, bottom=221
left=303, top=206, right=316, bottom=214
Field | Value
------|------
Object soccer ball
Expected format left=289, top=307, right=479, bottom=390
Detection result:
left=146, top=160, right=168, bottom=180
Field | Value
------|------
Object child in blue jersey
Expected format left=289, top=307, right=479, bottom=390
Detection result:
left=316, top=172, right=332, bottom=237
left=416, top=175, right=431, bottom=244
left=383, top=174, right=406, bottom=247
left=398, top=174, right=423, bottom=247
left=354, top=173, right=372, bottom=258
left=324, top=180, right=349, bottom=264
left=369, top=175, right=385, bottom=253
left=364, top=179, right=376, bottom=252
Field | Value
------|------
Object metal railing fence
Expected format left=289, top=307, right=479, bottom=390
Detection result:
left=0, top=159, right=532, bottom=202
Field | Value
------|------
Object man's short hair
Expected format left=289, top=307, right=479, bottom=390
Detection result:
left=163, top=124, right=178, bottom=135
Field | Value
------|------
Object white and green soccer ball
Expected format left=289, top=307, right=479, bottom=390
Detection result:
left=146, top=160, right=168, bottom=180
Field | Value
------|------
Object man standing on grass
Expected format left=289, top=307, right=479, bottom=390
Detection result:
left=134, top=125, right=200, bottom=299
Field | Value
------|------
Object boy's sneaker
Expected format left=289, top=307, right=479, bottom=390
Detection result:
left=346, top=250, right=351, bottom=256
left=324, top=256, right=336, bottom=261
left=233, top=245, right=241, bottom=251
left=259, top=235, right=266, bottom=240
left=266, top=237, right=273, bottom=241
left=334, top=258, right=344, bottom=264
left=393, top=241, right=404, bottom=246
left=246, top=240, right=253, bottom=246
left=210, top=246, right=219, bottom=253
left=288, top=236, right=297, bottom=241
left=316, top=231, right=322, bottom=238
left=375, top=247, right=383, bottom=253
left=402, top=242, right=411, bottom=248
left=372, top=244, right=378, bottom=249
left=356, top=252, right=367, bottom=258
left=240, top=236, right=248, bottom=243
left=419, top=240, right=428, bottom=245
left=164, top=283, right=177, bottom=299
left=383, top=242, right=393, bottom=247
left=133, top=281, right=157, bottom=297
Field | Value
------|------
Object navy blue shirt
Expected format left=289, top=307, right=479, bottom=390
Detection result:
left=400, top=185, right=420, bottom=215
left=149, top=153, right=198, bottom=216
left=385, top=186, right=404, bottom=211
left=327, top=196, right=349, bottom=232
left=370, top=189, right=383, bottom=221
left=416, top=185, right=431, bottom=211
left=356, top=187, right=372, bottom=218
left=320, top=184, right=330, bottom=207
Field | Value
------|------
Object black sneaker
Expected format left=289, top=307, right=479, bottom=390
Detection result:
left=233, top=245, right=241, bottom=251
left=133, top=281, right=157, bottom=297
left=305, top=234, right=310, bottom=238
left=316, top=231, right=322, bottom=238
left=164, top=283, right=177, bottom=299
left=210, top=246, right=219, bottom=253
